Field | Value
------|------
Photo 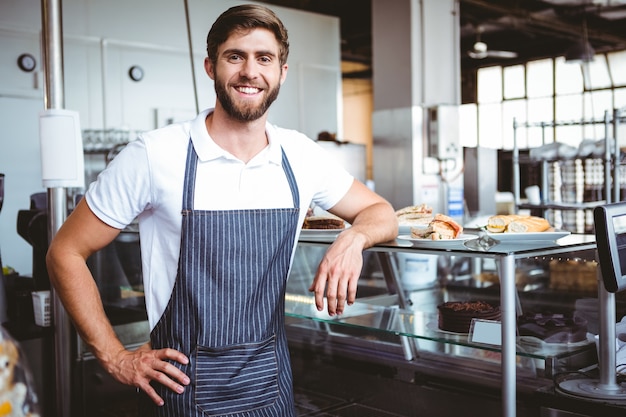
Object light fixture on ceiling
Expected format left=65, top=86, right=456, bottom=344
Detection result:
left=467, top=25, right=518, bottom=60
left=564, top=40, right=595, bottom=63
left=565, top=17, right=594, bottom=64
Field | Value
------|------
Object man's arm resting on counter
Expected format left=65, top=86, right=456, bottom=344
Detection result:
left=310, top=179, right=398, bottom=315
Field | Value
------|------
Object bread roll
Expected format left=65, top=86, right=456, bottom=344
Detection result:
left=507, top=216, right=551, bottom=233
left=486, top=215, right=524, bottom=233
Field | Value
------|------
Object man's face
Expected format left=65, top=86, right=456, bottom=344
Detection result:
left=206, top=28, right=288, bottom=122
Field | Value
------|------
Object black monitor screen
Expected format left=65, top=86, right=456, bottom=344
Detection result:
left=595, top=203, right=626, bottom=293
left=616, top=215, right=626, bottom=279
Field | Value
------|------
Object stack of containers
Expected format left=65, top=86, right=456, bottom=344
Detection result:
left=560, top=159, right=585, bottom=233
left=548, top=161, right=563, bottom=230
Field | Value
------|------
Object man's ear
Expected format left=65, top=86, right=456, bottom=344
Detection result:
left=279, top=63, right=288, bottom=85
left=204, top=57, right=215, bottom=80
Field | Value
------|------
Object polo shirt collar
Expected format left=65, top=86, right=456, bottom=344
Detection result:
left=190, top=108, right=282, bottom=166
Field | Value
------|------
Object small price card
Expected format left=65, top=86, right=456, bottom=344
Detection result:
left=469, top=319, right=502, bottom=346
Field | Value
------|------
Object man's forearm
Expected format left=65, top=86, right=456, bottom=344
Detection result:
left=47, top=254, right=126, bottom=367
left=346, top=202, right=398, bottom=249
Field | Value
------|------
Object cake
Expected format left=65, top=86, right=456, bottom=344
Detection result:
left=517, top=312, right=588, bottom=343
left=437, top=300, right=501, bottom=333
left=549, top=260, right=597, bottom=292
left=302, top=215, right=345, bottom=230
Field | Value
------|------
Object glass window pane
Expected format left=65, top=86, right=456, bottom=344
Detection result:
left=460, top=104, right=477, bottom=148
left=583, top=90, right=613, bottom=120
left=585, top=55, right=611, bottom=89
left=502, top=99, right=526, bottom=149
left=527, top=97, right=553, bottom=147
left=478, top=103, right=502, bottom=147
left=555, top=57, right=583, bottom=95
left=555, top=94, right=583, bottom=121
left=477, top=66, right=502, bottom=103
left=528, top=97, right=553, bottom=124
left=527, top=59, right=554, bottom=98
left=615, top=87, right=626, bottom=109
left=608, top=51, right=626, bottom=86
left=503, top=65, right=525, bottom=99
left=582, top=92, right=610, bottom=140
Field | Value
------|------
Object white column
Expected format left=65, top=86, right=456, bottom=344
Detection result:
left=372, top=0, right=461, bottom=212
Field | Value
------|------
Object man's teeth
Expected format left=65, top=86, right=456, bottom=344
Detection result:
left=238, top=87, right=260, bottom=94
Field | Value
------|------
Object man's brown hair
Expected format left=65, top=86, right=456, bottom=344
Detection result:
left=206, top=4, right=290, bottom=66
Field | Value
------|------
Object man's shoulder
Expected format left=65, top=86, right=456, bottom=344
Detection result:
left=266, top=123, right=318, bottom=151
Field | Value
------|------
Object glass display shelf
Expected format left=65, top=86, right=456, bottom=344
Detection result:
left=285, top=294, right=596, bottom=366
left=293, top=232, right=598, bottom=417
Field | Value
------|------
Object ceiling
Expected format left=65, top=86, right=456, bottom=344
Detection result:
left=261, top=0, right=626, bottom=78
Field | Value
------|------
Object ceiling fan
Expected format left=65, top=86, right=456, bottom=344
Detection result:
left=467, top=27, right=518, bottom=60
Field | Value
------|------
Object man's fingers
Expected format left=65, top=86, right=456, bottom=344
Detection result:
left=138, top=382, right=165, bottom=407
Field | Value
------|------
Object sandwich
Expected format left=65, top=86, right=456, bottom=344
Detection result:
left=486, top=214, right=550, bottom=233
left=395, top=204, right=434, bottom=226
left=411, top=213, right=463, bottom=240
left=302, top=215, right=345, bottom=230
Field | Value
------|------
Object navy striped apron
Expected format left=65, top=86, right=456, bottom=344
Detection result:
left=140, top=140, right=299, bottom=416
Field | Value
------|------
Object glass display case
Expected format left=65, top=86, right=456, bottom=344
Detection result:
left=285, top=232, right=615, bottom=417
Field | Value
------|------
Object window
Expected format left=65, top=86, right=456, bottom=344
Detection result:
left=527, top=59, right=553, bottom=98
left=478, top=102, right=502, bottom=147
left=608, top=51, right=626, bottom=86
left=475, top=49, right=626, bottom=150
left=585, top=55, right=612, bottom=90
left=503, top=65, right=525, bottom=99
left=477, top=66, right=502, bottom=103
left=555, top=57, right=583, bottom=95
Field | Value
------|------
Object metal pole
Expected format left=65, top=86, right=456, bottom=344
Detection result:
left=613, top=109, right=621, bottom=203
left=499, top=254, right=516, bottom=417
left=183, top=0, right=200, bottom=114
left=598, top=278, right=617, bottom=389
left=41, top=0, right=73, bottom=416
left=512, top=118, right=520, bottom=214
left=604, top=110, right=612, bottom=204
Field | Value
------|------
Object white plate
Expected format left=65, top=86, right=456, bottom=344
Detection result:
left=426, top=321, right=469, bottom=336
left=484, top=230, right=570, bottom=242
left=398, top=224, right=429, bottom=235
left=397, top=233, right=476, bottom=245
left=299, top=228, right=345, bottom=238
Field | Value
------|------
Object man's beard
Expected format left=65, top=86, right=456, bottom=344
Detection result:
left=215, top=76, right=281, bottom=122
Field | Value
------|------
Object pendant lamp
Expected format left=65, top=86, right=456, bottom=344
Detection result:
left=565, top=17, right=594, bottom=64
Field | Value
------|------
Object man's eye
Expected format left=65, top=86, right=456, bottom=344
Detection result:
left=228, top=54, right=243, bottom=62
left=258, top=56, right=272, bottom=64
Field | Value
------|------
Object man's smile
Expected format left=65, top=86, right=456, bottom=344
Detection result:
left=236, top=86, right=262, bottom=95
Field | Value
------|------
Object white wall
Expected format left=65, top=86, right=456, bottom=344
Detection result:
left=0, top=0, right=342, bottom=275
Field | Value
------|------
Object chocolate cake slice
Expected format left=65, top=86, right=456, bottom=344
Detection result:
left=437, top=300, right=501, bottom=333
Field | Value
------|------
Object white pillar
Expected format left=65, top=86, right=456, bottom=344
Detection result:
left=372, top=0, right=461, bottom=212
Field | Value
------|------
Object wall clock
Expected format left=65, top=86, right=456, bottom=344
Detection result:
left=128, top=65, right=144, bottom=82
left=17, top=53, right=37, bottom=72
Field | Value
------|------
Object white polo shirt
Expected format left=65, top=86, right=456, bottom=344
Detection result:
left=86, top=108, right=353, bottom=329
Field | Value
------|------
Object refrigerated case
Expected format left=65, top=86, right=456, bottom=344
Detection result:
left=285, top=232, right=626, bottom=417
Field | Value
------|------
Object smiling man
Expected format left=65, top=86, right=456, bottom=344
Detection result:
left=46, top=4, right=398, bottom=416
